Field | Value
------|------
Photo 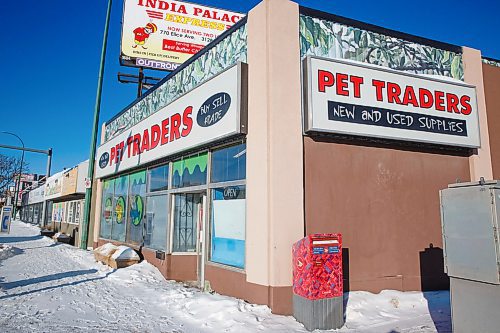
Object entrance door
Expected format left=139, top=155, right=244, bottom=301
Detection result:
left=171, top=192, right=206, bottom=287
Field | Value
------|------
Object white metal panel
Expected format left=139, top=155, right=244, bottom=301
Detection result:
left=441, top=185, right=500, bottom=284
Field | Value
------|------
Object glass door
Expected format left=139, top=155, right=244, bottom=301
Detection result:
left=171, top=192, right=206, bottom=287
left=172, top=193, right=202, bottom=253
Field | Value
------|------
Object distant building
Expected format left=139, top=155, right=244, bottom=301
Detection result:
left=20, top=161, right=89, bottom=247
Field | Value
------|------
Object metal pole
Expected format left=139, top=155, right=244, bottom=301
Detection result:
left=15, top=150, right=25, bottom=218
left=1, top=132, right=24, bottom=219
left=137, top=67, right=144, bottom=97
left=81, top=0, right=112, bottom=250
left=0, top=144, right=49, bottom=154
left=40, top=148, right=52, bottom=227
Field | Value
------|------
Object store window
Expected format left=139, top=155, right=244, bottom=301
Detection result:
left=211, top=143, right=246, bottom=183
left=148, top=164, right=169, bottom=192
left=112, top=175, right=128, bottom=242
left=100, top=179, right=114, bottom=239
left=210, top=186, right=246, bottom=268
left=67, top=202, right=74, bottom=224
left=172, top=193, right=201, bottom=252
left=75, top=201, right=81, bottom=225
left=208, top=144, right=246, bottom=268
left=127, top=171, right=146, bottom=244
left=144, top=194, right=169, bottom=251
left=172, top=153, right=207, bottom=188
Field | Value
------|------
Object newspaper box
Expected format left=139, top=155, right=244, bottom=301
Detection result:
left=292, top=233, right=344, bottom=330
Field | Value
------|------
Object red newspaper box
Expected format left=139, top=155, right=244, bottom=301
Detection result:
left=292, top=233, right=344, bottom=330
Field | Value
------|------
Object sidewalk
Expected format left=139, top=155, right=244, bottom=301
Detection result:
left=0, top=221, right=451, bottom=333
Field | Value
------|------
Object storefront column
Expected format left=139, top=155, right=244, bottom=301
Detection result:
left=463, top=47, right=493, bottom=181
left=246, top=0, right=304, bottom=314
left=91, top=124, right=106, bottom=248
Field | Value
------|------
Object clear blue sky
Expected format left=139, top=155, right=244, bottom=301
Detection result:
left=0, top=0, right=498, bottom=176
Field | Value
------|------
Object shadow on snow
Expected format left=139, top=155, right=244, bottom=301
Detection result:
left=0, top=269, right=115, bottom=300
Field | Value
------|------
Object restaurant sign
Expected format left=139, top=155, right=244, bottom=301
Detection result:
left=303, top=57, right=480, bottom=148
left=120, top=0, right=243, bottom=70
left=95, top=62, right=247, bottom=179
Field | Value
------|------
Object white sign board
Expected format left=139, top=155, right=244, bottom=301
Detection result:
left=28, top=186, right=45, bottom=205
left=96, top=63, right=246, bottom=179
left=304, top=57, right=480, bottom=148
left=121, top=0, right=243, bottom=70
left=44, top=171, right=64, bottom=200
left=213, top=199, right=245, bottom=240
left=76, top=160, right=90, bottom=193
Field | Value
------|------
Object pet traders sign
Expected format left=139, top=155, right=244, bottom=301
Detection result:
left=304, top=57, right=480, bottom=148
left=121, top=0, right=243, bottom=71
left=95, top=63, right=246, bottom=179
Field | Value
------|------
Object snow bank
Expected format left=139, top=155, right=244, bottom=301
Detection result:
left=94, top=243, right=118, bottom=257
left=1, top=220, right=451, bottom=332
left=111, top=245, right=140, bottom=260
left=93, top=243, right=140, bottom=269
left=0, top=244, right=14, bottom=260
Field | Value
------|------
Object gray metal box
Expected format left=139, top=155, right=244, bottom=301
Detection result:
left=449, top=277, right=500, bottom=333
left=440, top=180, right=500, bottom=333
left=440, top=180, right=500, bottom=284
left=293, top=294, right=344, bottom=331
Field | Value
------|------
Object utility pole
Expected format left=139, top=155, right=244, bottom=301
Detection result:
left=81, top=0, right=113, bottom=250
left=137, top=67, right=144, bottom=97
left=40, top=148, right=52, bottom=226
left=117, top=69, right=160, bottom=98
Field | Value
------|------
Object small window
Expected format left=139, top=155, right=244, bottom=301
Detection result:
left=144, top=194, right=169, bottom=251
left=67, top=202, right=74, bottom=224
left=172, top=153, right=207, bottom=188
left=210, top=186, right=246, bottom=268
left=148, top=164, right=169, bottom=192
left=75, top=201, right=81, bottom=224
left=211, top=144, right=246, bottom=183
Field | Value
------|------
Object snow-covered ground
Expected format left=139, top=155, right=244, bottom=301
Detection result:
left=0, top=220, right=451, bottom=333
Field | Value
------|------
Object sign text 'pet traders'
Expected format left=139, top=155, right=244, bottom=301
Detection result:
left=95, top=63, right=246, bottom=179
left=304, top=57, right=480, bottom=148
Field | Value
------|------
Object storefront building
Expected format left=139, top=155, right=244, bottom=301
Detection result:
left=91, top=0, right=500, bottom=314
left=21, top=184, right=45, bottom=225
left=46, top=160, right=89, bottom=246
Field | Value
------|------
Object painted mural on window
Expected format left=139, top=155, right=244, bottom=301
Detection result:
left=299, top=14, right=464, bottom=81
left=115, top=197, right=126, bottom=224
left=172, top=153, right=208, bottom=188
left=104, top=198, right=113, bottom=223
left=104, top=23, right=247, bottom=143
left=131, top=196, right=144, bottom=226
left=128, top=171, right=146, bottom=244
left=112, top=175, right=128, bottom=242
left=100, top=179, right=115, bottom=239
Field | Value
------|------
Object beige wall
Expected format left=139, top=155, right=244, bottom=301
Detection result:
left=62, top=168, right=78, bottom=195
left=91, top=123, right=107, bottom=248
left=463, top=48, right=493, bottom=181
left=246, top=0, right=304, bottom=287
